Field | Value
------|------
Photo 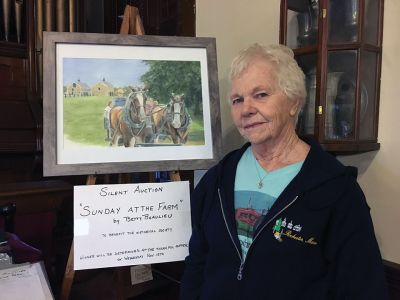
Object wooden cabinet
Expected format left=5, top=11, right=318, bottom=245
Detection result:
left=280, top=0, right=384, bottom=153
left=0, top=0, right=41, bottom=154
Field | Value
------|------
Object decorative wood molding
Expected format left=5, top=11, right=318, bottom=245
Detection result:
left=0, top=180, right=72, bottom=214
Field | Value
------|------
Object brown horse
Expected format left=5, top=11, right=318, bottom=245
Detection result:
left=109, top=88, right=148, bottom=147
left=150, top=93, right=191, bottom=145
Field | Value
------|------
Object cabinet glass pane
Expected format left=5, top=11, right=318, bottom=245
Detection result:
left=359, top=51, right=377, bottom=140
left=286, top=0, right=319, bottom=48
left=364, top=0, right=380, bottom=45
left=326, top=50, right=358, bottom=140
left=328, top=0, right=359, bottom=43
left=295, top=54, right=318, bottom=135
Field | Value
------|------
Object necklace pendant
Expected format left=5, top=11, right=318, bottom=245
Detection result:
left=258, top=181, right=263, bottom=189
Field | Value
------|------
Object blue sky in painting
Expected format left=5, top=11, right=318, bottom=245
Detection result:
left=63, top=58, right=149, bottom=87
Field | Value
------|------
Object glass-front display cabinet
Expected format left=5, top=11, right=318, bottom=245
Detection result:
left=280, top=0, right=384, bottom=153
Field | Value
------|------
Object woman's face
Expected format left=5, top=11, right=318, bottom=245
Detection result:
left=230, top=58, right=299, bottom=147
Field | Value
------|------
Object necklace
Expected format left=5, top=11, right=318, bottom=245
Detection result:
left=254, top=154, right=268, bottom=189
left=251, top=138, right=300, bottom=189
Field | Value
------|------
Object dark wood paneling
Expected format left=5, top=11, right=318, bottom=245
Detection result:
left=0, top=41, right=27, bottom=57
left=0, top=101, right=35, bottom=129
left=384, top=260, right=400, bottom=300
left=0, top=129, right=36, bottom=152
left=0, top=153, right=39, bottom=183
left=103, top=0, right=195, bottom=37
left=0, top=180, right=72, bottom=213
left=0, top=0, right=41, bottom=154
left=0, top=56, right=27, bottom=100
left=178, top=0, right=195, bottom=37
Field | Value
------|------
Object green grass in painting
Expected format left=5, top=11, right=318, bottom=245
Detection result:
left=63, top=96, right=205, bottom=146
left=64, top=96, right=111, bottom=146
left=187, top=116, right=205, bottom=145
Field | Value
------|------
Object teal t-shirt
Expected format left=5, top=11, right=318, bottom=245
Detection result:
left=234, top=147, right=303, bottom=259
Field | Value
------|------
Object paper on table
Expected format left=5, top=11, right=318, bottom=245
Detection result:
left=130, top=264, right=153, bottom=285
left=0, top=262, right=54, bottom=300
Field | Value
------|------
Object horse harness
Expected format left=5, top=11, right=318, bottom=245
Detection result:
left=170, top=100, right=191, bottom=134
left=151, top=100, right=191, bottom=139
left=122, top=92, right=146, bottom=136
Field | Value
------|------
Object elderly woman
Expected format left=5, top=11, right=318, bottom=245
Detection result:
left=180, top=44, right=387, bottom=299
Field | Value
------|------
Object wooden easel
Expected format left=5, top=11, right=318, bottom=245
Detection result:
left=60, top=175, right=96, bottom=300
left=119, top=5, right=145, bottom=35
left=60, top=6, right=181, bottom=299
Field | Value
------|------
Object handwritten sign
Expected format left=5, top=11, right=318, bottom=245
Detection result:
left=73, top=181, right=191, bottom=270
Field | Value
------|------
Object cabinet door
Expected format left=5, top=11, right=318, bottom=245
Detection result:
left=281, top=0, right=384, bottom=153
left=325, top=50, right=358, bottom=140
left=284, top=0, right=319, bottom=49
left=296, top=53, right=318, bottom=136
left=364, top=0, right=381, bottom=46
left=328, top=0, right=360, bottom=44
left=359, top=50, right=379, bottom=140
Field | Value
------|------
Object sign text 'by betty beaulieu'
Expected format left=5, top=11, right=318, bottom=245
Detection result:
left=73, top=181, right=191, bottom=270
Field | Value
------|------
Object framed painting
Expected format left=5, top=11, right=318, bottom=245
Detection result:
left=43, top=32, right=222, bottom=176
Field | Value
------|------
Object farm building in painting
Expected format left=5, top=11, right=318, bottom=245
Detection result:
left=91, top=78, right=115, bottom=96
left=65, top=79, right=91, bottom=97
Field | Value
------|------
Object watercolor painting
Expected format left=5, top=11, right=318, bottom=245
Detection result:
left=63, top=58, right=204, bottom=148
left=43, top=32, right=221, bottom=176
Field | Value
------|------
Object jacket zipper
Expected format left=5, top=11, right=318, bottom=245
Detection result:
left=218, top=188, right=299, bottom=281
left=218, top=189, right=243, bottom=270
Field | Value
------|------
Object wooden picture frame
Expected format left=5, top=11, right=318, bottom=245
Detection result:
left=43, top=32, right=222, bottom=176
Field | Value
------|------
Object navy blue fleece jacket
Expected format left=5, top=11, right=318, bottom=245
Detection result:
left=180, top=139, right=388, bottom=300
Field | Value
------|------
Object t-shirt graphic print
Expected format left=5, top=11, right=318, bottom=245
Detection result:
left=234, top=147, right=303, bottom=259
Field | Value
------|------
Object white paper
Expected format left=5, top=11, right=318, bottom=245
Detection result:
left=0, top=262, right=54, bottom=300
left=130, top=264, right=153, bottom=285
left=74, top=181, right=192, bottom=270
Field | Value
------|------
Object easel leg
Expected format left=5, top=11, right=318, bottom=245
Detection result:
left=86, top=174, right=97, bottom=185
left=60, top=175, right=97, bottom=300
left=169, top=170, right=181, bottom=182
left=60, top=240, right=74, bottom=300
left=115, top=267, right=126, bottom=300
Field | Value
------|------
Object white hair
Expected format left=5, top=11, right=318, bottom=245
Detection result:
left=230, top=43, right=307, bottom=112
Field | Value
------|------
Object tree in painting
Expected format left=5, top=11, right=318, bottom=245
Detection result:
left=141, top=60, right=203, bottom=117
